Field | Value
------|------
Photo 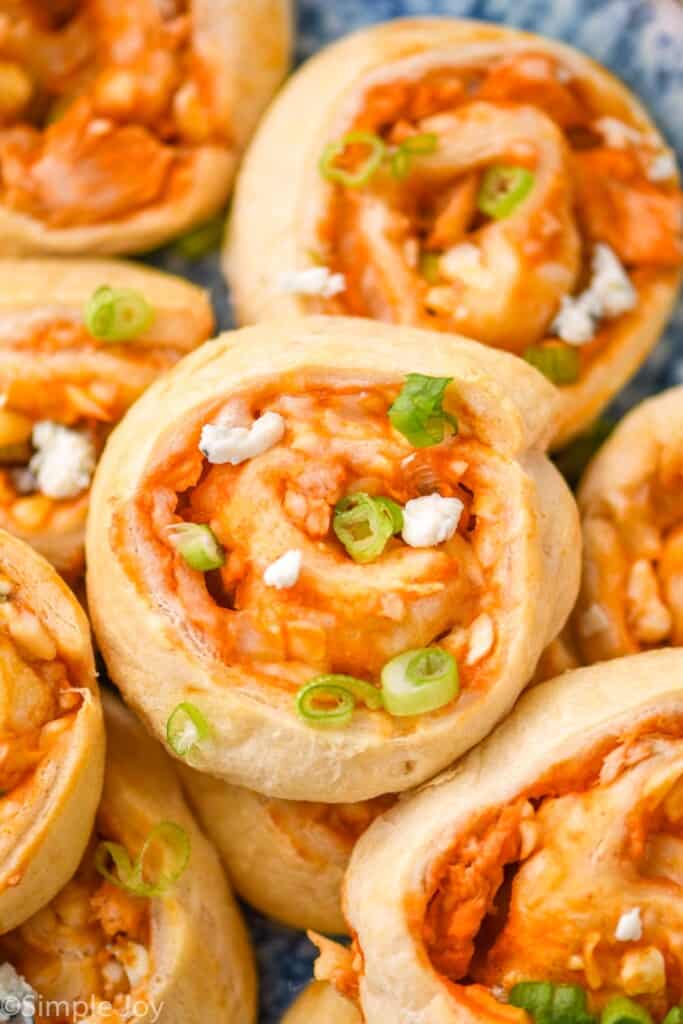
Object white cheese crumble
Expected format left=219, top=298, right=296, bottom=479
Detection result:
left=595, top=116, right=644, bottom=149
left=263, top=549, right=302, bottom=589
left=29, top=421, right=95, bottom=500
left=0, top=962, right=36, bottom=1022
left=648, top=151, right=678, bottom=182
left=616, top=907, right=643, bottom=942
left=199, top=411, right=285, bottom=466
left=277, top=267, right=346, bottom=298
left=401, top=494, right=463, bottom=548
left=552, top=243, right=636, bottom=345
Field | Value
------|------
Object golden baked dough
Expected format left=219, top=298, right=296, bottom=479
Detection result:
left=0, top=0, right=292, bottom=255
left=0, top=528, right=103, bottom=934
left=314, top=648, right=683, bottom=1023
left=87, top=316, right=579, bottom=802
left=569, top=387, right=683, bottom=665
left=0, top=692, right=257, bottom=1024
left=180, top=767, right=393, bottom=932
left=227, top=18, right=682, bottom=446
left=284, top=982, right=361, bottom=1024
left=0, top=258, right=213, bottom=575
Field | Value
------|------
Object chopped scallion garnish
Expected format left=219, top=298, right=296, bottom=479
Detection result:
left=523, top=342, right=580, bottom=386
left=167, top=522, right=225, bottom=572
left=509, top=981, right=596, bottom=1024
left=391, top=132, right=438, bottom=179
left=477, top=165, right=536, bottom=219
left=388, top=373, right=457, bottom=447
left=95, top=821, right=190, bottom=898
left=166, top=702, right=210, bottom=757
left=319, top=131, right=387, bottom=189
left=84, top=285, right=154, bottom=342
left=663, top=1009, right=683, bottom=1024
left=601, top=996, right=653, bottom=1024
left=381, top=647, right=459, bottom=716
left=295, top=674, right=383, bottom=729
left=333, top=492, right=403, bottom=563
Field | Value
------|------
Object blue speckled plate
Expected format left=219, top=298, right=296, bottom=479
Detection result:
left=147, top=1, right=683, bottom=1019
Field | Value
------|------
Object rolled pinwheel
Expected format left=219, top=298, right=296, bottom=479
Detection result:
left=0, top=0, right=292, bottom=256
left=180, top=768, right=393, bottom=932
left=284, top=982, right=361, bottom=1024
left=0, top=528, right=104, bottom=934
left=87, top=316, right=580, bottom=802
left=227, top=19, right=682, bottom=446
left=0, top=259, right=213, bottom=575
left=0, top=692, right=257, bottom=1024
left=568, top=387, right=683, bottom=666
left=315, top=648, right=683, bottom=1024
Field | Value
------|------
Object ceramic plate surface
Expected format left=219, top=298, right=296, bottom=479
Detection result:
left=144, top=1, right=683, bottom=1018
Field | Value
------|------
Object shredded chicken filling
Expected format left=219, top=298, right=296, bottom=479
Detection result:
left=0, top=0, right=226, bottom=225
left=124, top=383, right=513, bottom=698
left=0, top=578, right=83, bottom=797
left=423, top=732, right=683, bottom=1020
left=0, top=835, right=151, bottom=1024
left=317, top=52, right=681, bottom=365
left=579, top=451, right=683, bottom=659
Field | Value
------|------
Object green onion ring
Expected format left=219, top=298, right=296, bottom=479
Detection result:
left=600, top=996, right=653, bottom=1024
left=167, top=522, right=225, bottom=572
left=381, top=647, right=459, bottom=717
left=295, top=674, right=383, bottom=729
left=166, top=702, right=210, bottom=758
left=95, top=821, right=191, bottom=898
left=509, top=981, right=596, bottom=1024
left=333, top=492, right=403, bottom=563
left=477, top=164, right=536, bottom=220
left=319, top=131, right=386, bottom=188
left=84, top=285, right=154, bottom=342
left=663, top=1009, right=683, bottom=1024
left=388, top=373, right=458, bottom=447
left=523, top=342, right=581, bottom=386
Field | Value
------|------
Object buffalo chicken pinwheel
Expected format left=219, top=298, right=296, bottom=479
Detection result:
left=568, top=387, right=683, bottom=666
left=180, top=769, right=393, bottom=932
left=0, top=259, right=213, bottom=575
left=0, top=693, right=257, bottom=1024
left=228, top=18, right=682, bottom=445
left=87, top=317, right=580, bottom=802
left=0, top=0, right=292, bottom=256
left=0, top=528, right=103, bottom=935
left=315, top=648, right=683, bottom=1024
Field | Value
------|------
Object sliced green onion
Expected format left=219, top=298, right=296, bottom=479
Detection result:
left=381, top=647, right=459, bottom=716
left=477, top=165, right=536, bottom=219
left=419, top=251, right=442, bottom=285
left=553, top=417, right=614, bottom=489
left=333, top=492, right=403, bottom=563
left=523, top=342, right=580, bottom=386
left=319, top=131, right=386, bottom=189
left=84, top=285, right=154, bottom=342
left=388, top=373, right=457, bottom=447
left=663, top=1009, right=683, bottom=1024
left=166, top=702, right=210, bottom=757
left=510, top=982, right=595, bottom=1024
left=167, top=522, right=225, bottom=572
left=295, top=674, right=383, bottom=729
left=391, top=132, right=439, bottom=180
left=601, top=997, right=653, bottom=1024
left=173, top=213, right=225, bottom=259
left=510, top=982, right=554, bottom=1023
left=95, top=821, right=190, bottom=898
left=400, top=132, right=439, bottom=156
